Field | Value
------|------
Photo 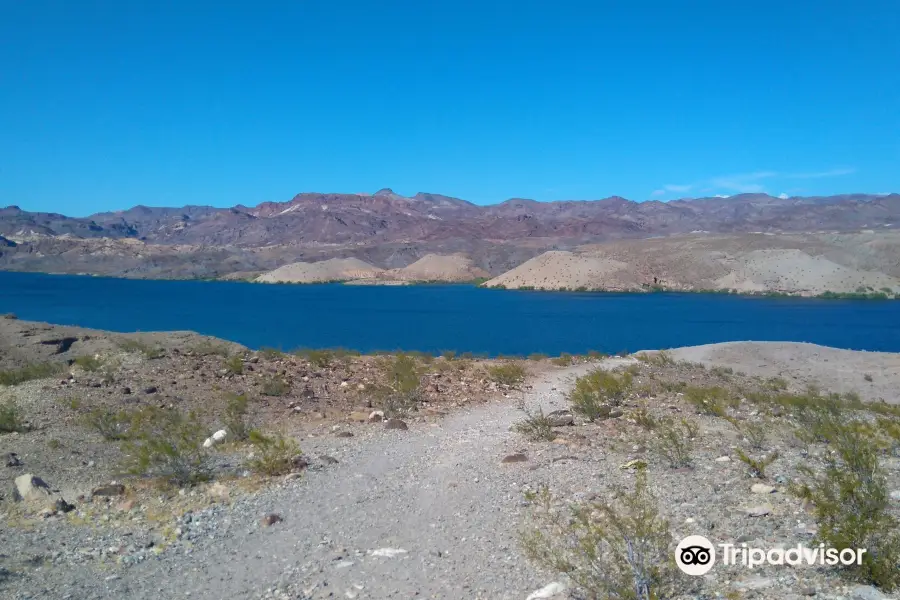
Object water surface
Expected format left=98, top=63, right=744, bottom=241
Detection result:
left=2, top=271, right=898, bottom=355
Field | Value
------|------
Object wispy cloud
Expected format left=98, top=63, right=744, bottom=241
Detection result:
left=650, top=167, right=855, bottom=198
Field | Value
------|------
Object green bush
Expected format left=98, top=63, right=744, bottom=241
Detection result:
left=735, top=448, right=778, bottom=478
left=683, top=386, right=736, bottom=417
left=727, top=417, right=768, bottom=450
left=521, top=469, right=674, bottom=600
left=224, top=355, right=243, bottom=375
left=630, top=407, right=658, bottom=430
left=374, top=354, right=422, bottom=417
left=261, top=376, right=290, bottom=397
left=528, top=353, right=549, bottom=361
left=223, top=393, right=251, bottom=441
left=551, top=353, right=575, bottom=367
left=0, top=362, right=65, bottom=386
left=121, top=407, right=210, bottom=486
left=569, top=369, right=632, bottom=421
left=513, top=406, right=557, bottom=442
left=651, top=417, right=697, bottom=468
left=83, top=407, right=132, bottom=441
left=117, top=338, right=166, bottom=359
left=294, top=348, right=334, bottom=368
left=791, top=422, right=900, bottom=590
left=0, top=398, right=26, bottom=433
left=247, top=431, right=302, bottom=476
left=73, top=355, right=103, bottom=372
left=487, top=363, right=526, bottom=386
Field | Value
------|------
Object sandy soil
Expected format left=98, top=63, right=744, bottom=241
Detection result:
left=484, top=232, right=900, bottom=295
left=255, top=258, right=384, bottom=283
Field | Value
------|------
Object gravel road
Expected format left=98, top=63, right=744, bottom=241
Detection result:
left=17, top=361, right=621, bottom=600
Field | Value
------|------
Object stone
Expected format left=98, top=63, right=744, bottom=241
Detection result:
left=206, top=482, right=229, bottom=501
left=261, top=513, right=283, bottom=527
left=292, top=456, right=310, bottom=470
left=849, top=585, right=888, bottom=600
left=318, top=455, right=339, bottom=465
left=501, top=453, right=527, bottom=464
left=5, top=452, right=22, bottom=467
left=744, top=504, right=772, bottom=517
left=526, top=582, right=566, bottom=600
left=889, top=489, right=900, bottom=502
left=733, top=576, right=774, bottom=591
left=13, top=474, right=54, bottom=503
left=349, top=411, right=370, bottom=422
left=714, top=456, right=731, bottom=462
left=546, top=410, right=574, bottom=427
left=608, top=409, right=624, bottom=418
left=371, top=547, right=407, bottom=558
left=211, top=429, right=227, bottom=443
left=367, top=410, right=384, bottom=423
left=143, top=386, right=158, bottom=394
left=54, top=498, right=76, bottom=513
left=751, top=483, right=776, bottom=494
left=335, top=431, right=354, bottom=438
left=384, top=418, right=408, bottom=431
left=92, top=484, right=126, bottom=497
left=122, top=387, right=131, bottom=395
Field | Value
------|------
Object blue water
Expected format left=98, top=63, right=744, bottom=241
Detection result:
left=1, top=271, right=899, bottom=355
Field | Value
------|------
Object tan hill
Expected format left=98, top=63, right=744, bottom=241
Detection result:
left=484, top=232, right=900, bottom=296
left=387, top=253, right=490, bottom=282
left=255, top=257, right=383, bottom=283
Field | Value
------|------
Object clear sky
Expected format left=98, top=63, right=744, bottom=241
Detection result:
left=2, top=0, right=898, bottom=216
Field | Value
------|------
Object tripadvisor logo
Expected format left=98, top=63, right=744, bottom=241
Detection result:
left=675, top=535, right=867, bottom=575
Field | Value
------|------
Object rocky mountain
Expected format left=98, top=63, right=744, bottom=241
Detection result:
left=0, top=191, right=897, bottom=280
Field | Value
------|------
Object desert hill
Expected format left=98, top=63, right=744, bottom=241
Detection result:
left=386, top=253, right=490, bottom=282
left=255, top=257, right=383, bottom=284
left=484, top=232, right=900, bottom=296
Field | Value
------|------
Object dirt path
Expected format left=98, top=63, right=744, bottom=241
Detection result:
left=41, top=360, right=630, bottom=600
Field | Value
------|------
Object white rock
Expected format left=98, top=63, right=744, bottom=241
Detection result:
left=212, top=429, right=227, bottom=442
left=890, top=489, right=900, bottom=502
left=751, top=483, right=776, bottom=494
left=371, top=547, right=407, bottom=558
left=13, top=474, right=54, bottom=503
left=340, top=381, right=349, bottom=387
left=714, top=456, right=731, bottom=462
left=202, top=437, right=214, bottom=448
left=850, top=584, right=888, bottom=600
left=526, top=582, right=566, bottom=600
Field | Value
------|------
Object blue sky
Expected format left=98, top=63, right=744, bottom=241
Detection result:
left=1, top=0, right=898, bottom=216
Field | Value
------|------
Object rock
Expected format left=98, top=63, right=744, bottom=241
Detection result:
left=212, top=429, right=227, bottom=443
left=5, top=452, right=22, bottom=467
left=371, top=548, right=407, bottom=558
left=202, top=437, right=215, bottom=448
left=91, top=484, right=126, bottom=497
left=546, top=410, right=574, bottom=427
left=714, top=456, right=731, bottom=462
left=890, top=489, right=900, bottom=503
left=849, top=585, right=888, bottom=600
left=122, top=387, right=131, bottom=395
left=261, top=513, right=283, bottom=527
left=526, top=582, right=566, bottom=600
left=206, top=482, right=229, bottom=500
left=384, top=418, right=408, bottom=431
left=744, top=504, right=772, bottom=517
left=340, top=381, right=349, bottom=387
left=54, top=498, right=76, bottom=513
left=608, top=409, right=624, bottom=418
left=368, top=410, right=384, bottom=423
left=318, top=455, right=339, bottom=465
left=292, top=456, right=310, bottom=470
left=751, top=483, right=776, bottom=494
left=335, top=431, right=354, bottom=438
left=143, top=386, right=158, bottom=394
left=733, top=576, right=774, bottom=591
left=501, top=453, right=527, bottom=464
left=13, top=474, right=54, bottom=503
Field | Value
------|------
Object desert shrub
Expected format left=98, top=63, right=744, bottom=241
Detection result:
left=651, top=417, right=697, bottom=468
left=569, top=369, right=632, bottom=421
left=727, top=417, right=768, bottom=450
left=0, top=362, right=64, bottom=386
left=587, top=350, right=608, bottom=359
left=374, top=354, right=422, bottom=417
left=258, top=347, right=286, bottom=360
left=440, top=350, right=457, bottom=361
left=528, top=353, right=549, bottom=361
left=224, top=355, right=243, bottom=375
left=261, top=376, right=289, bottom=397
left=48, top=438, right=62, bottom=450
left=117, top=339, right=165, bottom=359
left=223, top=393, right=251, bottom=441
left=73, top=355, right=103, bottom=372
left=639, top=350, right=674, bottom=367
left=684, top=386, right=736, bottom=417
left=710, top=365, right=733, bottom=378
left=192, top=340, right=231, bottom=357
left=121, top=407, right=210, bottom=485
left=83, top=407, right=132, bottom=441
left=766, top=376, right=788, bottom=391
left=513, top=405, right=557, bottom=442
left=791, top=422, right=900, bottom=590
left=630, top=407, right=658, bottom=430
left=551, top=353, right=575, bottom=367
left=521, top=469, right=674, bottom=600
left=488, top=362, right=526, bottom=386
left=0, top=398, right=26, bottom=433
left=734, top=448, right=778, bottom=478
left=294, top=348, right=334, bottom=368
left=246, top=430, right=302, bottom=476
left=1, top=313, right=17, bottom=319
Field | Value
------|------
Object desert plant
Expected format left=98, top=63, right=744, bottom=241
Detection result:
left=521, top=468, right=674, bottom=600
left=192, top=340, right=231, bottom=357
left=488, top=362, right=527, bottom=386
left=73, top=355, right=103, bottom=372
left=258, top=347, right=286, bottom=360
left=224, top=355, right=243, bottom=376
left=727, top=417, right=768, bottom=450
left=294, top=348, right=334, bottom=368
left=374, top=354, right=422, bottom=417
left=791, top=422, right=900, bottom=590
left=551, top=353, right=575, bottom=367
left=246, top=430, right=302, bottom=476
left=569, top=369, right=633, bottom=421
left=1, top=313, right=17, bottom=319
left=83, top=407, right=132, bottom=441
left=121, top=407, right=210, bottom=485
left=513, top=405, right=557, bottom=442
left=651, top=417, right=697, bottom=468
left=683, top=386, right=736, bottom=417
left=528, top=353, right=549, bottom=361
left=223, top=393, right=251, bottom=441
left=734, top=448, right=778, bottom=479
left=117, top=338, right=166, bottom=359
left=261, top=376, right=289, bottom=397
left=630, top=407, right=658, bottom=430
left=0, top=398, right=26, bottom=433
left=0, top=361, right=64, bottom=386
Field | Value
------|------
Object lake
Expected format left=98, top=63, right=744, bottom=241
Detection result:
left=2, top=271, right=899, bottom=355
